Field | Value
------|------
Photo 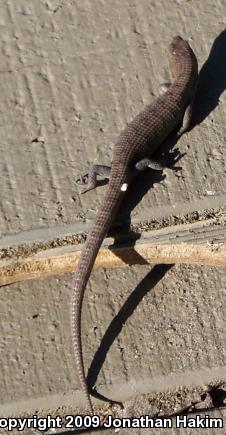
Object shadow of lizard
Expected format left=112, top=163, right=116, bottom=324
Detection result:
left=87, top=265, right=173, bottom=402
left=86, top=30, right=226, bottom=405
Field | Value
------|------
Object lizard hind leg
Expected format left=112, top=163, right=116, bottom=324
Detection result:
left=134, top=157, right=164, bottom=173
left=76, top=164, right=111, bottom=194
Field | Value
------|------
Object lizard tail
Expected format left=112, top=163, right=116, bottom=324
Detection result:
left=71, top=182, right=123, bottom=414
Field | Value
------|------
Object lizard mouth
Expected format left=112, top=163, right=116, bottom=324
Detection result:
left=169, top=35, right=188, bottom=55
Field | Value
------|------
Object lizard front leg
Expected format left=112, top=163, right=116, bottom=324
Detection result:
left=159, top=82, right=197, bottom=136
left=76, top=164, right=111, bottom=194
left=177, top=99, right=194, bottom=136
left=177, top=80, right=198, bottom=136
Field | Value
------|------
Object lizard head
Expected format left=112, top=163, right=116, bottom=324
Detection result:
left=169, top=35, right=188, bottom=54
left=168, top=36, right=197, bottom=79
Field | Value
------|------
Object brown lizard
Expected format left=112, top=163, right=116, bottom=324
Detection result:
left=71, top=36, right=198, bottom=414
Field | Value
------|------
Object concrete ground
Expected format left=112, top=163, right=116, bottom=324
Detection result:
left=0, top=0, right=226, bottom=433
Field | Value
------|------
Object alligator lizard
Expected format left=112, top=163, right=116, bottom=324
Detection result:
left=71, top=36, right=198, bottom=414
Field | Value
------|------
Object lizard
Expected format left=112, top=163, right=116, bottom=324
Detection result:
left=71, top=36, right=198, bottom=414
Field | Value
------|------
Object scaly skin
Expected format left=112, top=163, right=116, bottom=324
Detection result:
left=71, top=36, right=198, bottom=414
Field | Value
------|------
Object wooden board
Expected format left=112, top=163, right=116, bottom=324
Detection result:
left=0, top=217, right=225, bottom=286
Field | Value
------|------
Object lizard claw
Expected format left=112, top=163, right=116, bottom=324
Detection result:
left=76, top=174, right=89, bottom=186
left=76, top=174, right=97, bottom=193
left=79, top=186, right=93, bottom=194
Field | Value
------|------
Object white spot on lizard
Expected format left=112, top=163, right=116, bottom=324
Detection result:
left=121, top=183, right=128, bottom=191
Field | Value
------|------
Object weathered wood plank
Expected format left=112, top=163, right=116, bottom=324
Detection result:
left=0, top=218, right=225, bottom=286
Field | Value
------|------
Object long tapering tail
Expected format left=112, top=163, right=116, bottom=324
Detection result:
left=71, top=183, right=123, bottom=414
